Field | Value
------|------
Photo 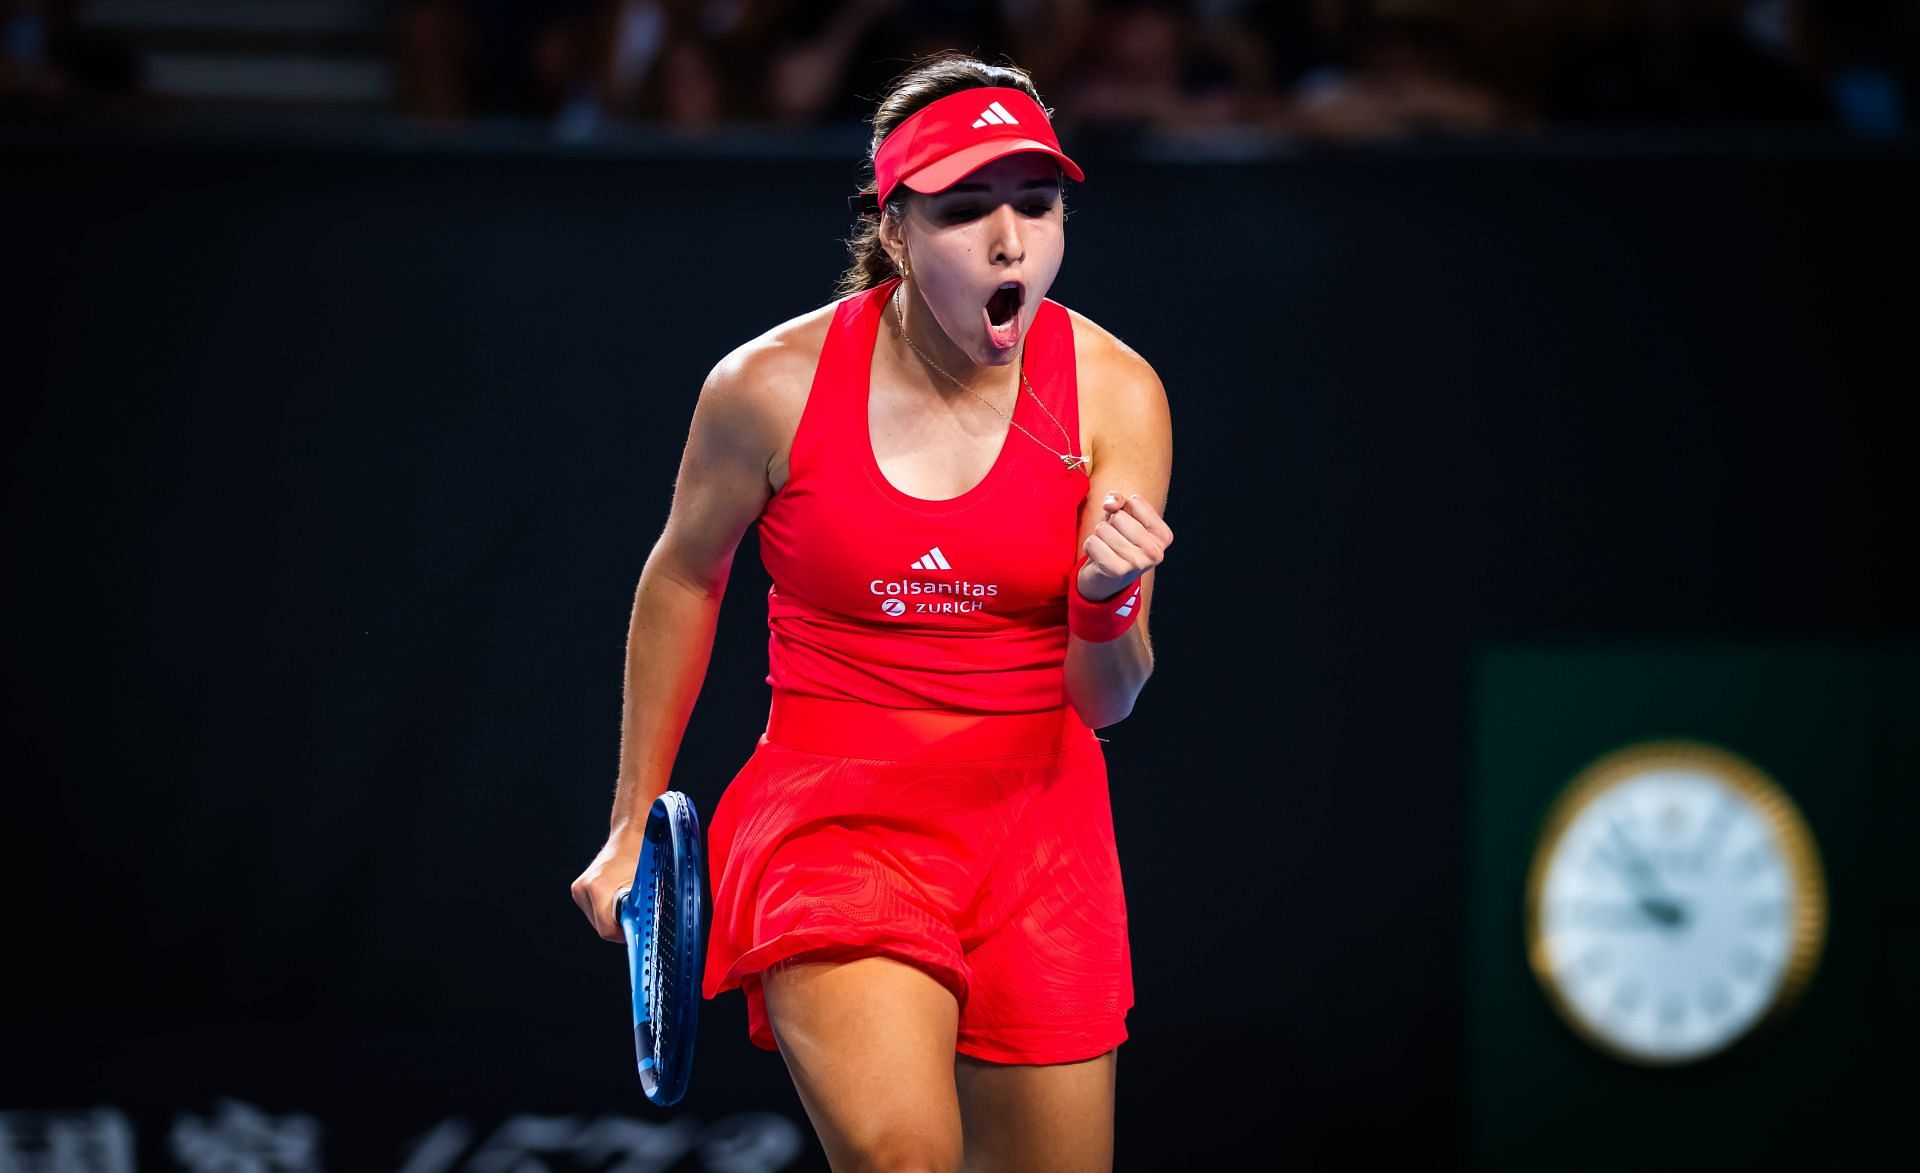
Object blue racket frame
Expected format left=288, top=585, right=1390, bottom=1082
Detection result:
left=616, top=789, right=706, bottom=1107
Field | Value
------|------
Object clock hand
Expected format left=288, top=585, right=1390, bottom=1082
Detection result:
left=1636, top=895, right=1686, bottom=927
left=1606, top=821, right=1688, bottom=930
left=1603, top=821, right=1660, bottom=891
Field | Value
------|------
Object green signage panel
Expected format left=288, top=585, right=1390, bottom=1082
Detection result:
left=1466, top=645, right=1915, bottom=1171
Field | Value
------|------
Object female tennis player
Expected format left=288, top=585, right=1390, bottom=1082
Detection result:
left=570, top=52, right=1173, bottom=1171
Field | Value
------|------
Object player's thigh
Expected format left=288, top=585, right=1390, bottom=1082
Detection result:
left=761, top=954, right=965, bottom=1173
left=954, top=1049, right=1117, bottom=1173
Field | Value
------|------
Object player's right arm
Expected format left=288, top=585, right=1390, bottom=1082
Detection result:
left=569, top=339, right=795, bottom=942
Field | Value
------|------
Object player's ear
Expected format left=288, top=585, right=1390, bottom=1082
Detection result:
left=878, top=202, right=908, bottom=269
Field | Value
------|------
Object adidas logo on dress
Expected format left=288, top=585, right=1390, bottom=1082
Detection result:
left=971, top=102, right=1020, bottom=129
left=910, top=546, right=953, bottom=571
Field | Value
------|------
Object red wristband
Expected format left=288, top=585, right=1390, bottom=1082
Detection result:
left=1068, top=554, right=1142, bottom=642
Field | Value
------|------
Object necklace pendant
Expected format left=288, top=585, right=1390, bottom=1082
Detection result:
left=1061, top=453, right=1090, bottom=473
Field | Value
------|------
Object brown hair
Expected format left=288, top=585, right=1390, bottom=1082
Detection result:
left=836, top=53, right=1064, bottom=298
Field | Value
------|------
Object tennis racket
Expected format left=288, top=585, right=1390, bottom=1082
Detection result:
left=613, top=789, right=706, bottom=1107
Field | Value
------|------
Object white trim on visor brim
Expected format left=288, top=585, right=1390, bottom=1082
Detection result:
left=900, top=138, right=1086, bottom=196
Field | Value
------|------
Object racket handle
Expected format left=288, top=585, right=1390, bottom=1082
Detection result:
left=612, top=885, right=632, bottom=923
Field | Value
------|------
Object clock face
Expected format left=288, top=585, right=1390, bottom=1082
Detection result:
left=1526, top=741, right=1826, bottom=1065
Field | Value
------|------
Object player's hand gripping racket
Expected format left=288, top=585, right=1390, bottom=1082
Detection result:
left=613, top=790, right=706, bottom=1107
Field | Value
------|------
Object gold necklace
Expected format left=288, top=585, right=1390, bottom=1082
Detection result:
left=891, top=282, right=1091, bottom=476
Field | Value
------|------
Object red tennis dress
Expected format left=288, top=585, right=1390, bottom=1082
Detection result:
left=700, top=276, right=1134, bottom=1065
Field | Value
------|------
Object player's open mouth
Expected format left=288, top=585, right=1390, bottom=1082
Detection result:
left=984, top=282, right=1024, bottom=350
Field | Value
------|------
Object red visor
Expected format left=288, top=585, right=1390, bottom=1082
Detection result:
left=873, top=87, right=1084, bottom=206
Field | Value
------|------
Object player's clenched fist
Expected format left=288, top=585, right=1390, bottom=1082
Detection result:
left=1079, top=490, right=1172, bottom=602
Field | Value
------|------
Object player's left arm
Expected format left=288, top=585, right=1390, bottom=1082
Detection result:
left=1063, top=343, right=1173, bottom=729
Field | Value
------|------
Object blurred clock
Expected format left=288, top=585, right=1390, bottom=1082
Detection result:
left=1524, top=739, right=1827, bottom=1065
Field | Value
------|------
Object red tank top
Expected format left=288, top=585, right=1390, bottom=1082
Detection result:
left=756, top=276, right=1091, bottom=713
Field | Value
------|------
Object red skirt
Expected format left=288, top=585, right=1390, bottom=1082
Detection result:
left=701, top=691, right=1133, bottom=1065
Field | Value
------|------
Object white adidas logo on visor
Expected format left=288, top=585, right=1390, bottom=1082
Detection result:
left=971, top=102, right=1020, bottom=129
left=910, top=546, right=953, bottom=571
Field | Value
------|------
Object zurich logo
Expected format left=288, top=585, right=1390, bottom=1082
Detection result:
left=880, top=598, right=907, bottom=616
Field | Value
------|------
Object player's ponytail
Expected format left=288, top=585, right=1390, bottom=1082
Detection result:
left=837, top=53, right=1054, bottom=298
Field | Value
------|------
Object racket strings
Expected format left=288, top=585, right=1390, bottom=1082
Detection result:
left=630, top=800, right=701, bottom=1104
left=654, top=850, right=681, bottom=1063
left=637, top=847, right=681, bottom=1067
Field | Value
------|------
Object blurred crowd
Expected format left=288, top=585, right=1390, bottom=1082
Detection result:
left=5, top=0, right=1917, bottom=141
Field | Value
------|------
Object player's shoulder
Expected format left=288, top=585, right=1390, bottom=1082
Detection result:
left=706, top=296, right=839, bottom=401
left=695, top=295, right=843, bottom=445
left=1058, top=302, right=1166, bottom=404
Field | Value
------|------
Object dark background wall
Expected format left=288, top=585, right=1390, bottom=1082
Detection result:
left=5, top=130, right=1916, bottom=1170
